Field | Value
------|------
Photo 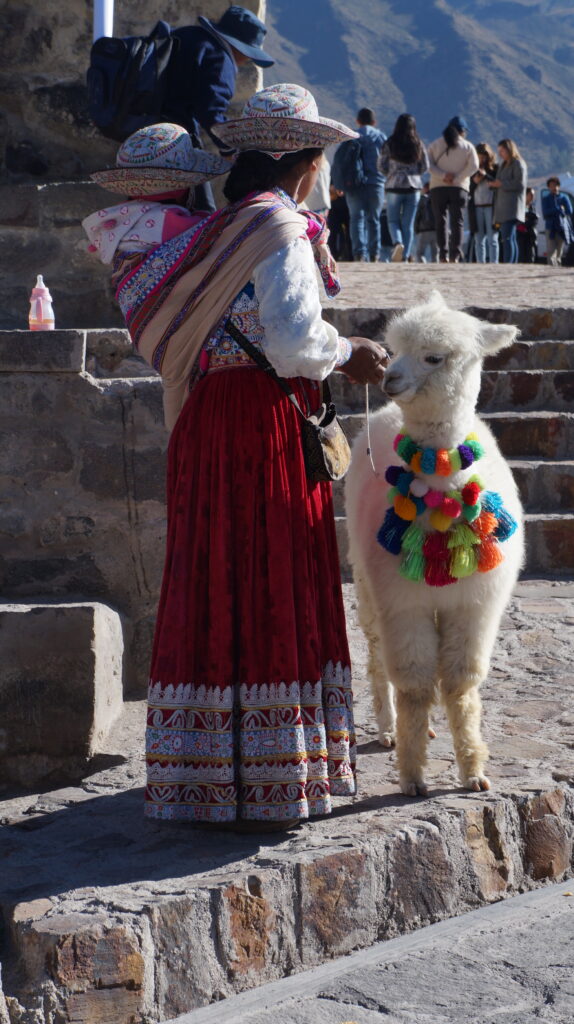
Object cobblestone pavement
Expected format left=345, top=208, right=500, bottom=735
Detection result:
left=332, top=263, right=574, bottom=313
left=170, top=880, right=574, bottom=1024
left=1, top=579, right=573, bottom=1019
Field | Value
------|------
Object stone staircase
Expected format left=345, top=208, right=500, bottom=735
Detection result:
left=330, top=336, right=574, bottom=579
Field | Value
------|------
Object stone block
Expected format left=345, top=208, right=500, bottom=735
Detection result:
left=519, top=788, right=572, bottom=881
left=0, top=602, right=123, bottom=785
left=0, top=329, right=85, bottom=373
left=524, top=514, right=574, bottom=574
left=299, top=848, right=378, bottom=960
left=9, top=909, right=147, bottom=1023
left=484, top=412, right=574, bottom=459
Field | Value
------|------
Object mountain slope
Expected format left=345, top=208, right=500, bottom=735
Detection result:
left=263, top=0, right=574, bottom=175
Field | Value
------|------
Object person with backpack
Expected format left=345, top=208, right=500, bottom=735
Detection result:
left=332, top=108, right=386, bottom=262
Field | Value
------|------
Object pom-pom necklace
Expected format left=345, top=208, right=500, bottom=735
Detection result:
left=377, top=429, right=517, bottom=586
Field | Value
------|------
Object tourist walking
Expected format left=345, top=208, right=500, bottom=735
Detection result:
left=469, top=142, right=499, bottom=264
left=335, top=107, right=386, bottom=261
left=413, top=181, right=438, bottom=262
left=379, top=114, right=428, bottom=262
left=489, top=139, right=527, bottom=264
left=428, top=116, right=479, bottom=262
left=541, top=177, right=573, bottom=265
left=161, top=6, right=274, bottom=209
left=109, top=85, right=387, bottom=831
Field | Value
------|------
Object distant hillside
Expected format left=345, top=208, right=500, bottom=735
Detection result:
left=263, top=0, right=574, bottom=177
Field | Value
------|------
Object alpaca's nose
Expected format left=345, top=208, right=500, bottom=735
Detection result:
left=383, top=370, right=407, bottom=396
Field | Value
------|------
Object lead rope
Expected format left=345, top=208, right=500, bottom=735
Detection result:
left=365, top=383, right=380, bottom=477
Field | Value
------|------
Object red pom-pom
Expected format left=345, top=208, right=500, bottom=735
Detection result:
left=441, top=496, right=462, bottom=518
left=462, top=482, right=481, bottom=506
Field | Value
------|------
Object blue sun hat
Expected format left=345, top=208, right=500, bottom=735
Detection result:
left=199, top=6, right=274, bottom=68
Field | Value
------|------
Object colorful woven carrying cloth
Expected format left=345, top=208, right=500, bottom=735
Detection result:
left=377, top=430, right=518, bottom=586
left=111, top=189, right=341, bottom=427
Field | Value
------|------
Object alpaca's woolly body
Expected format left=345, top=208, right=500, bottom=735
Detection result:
left=345, top=292, right=524, bottom=795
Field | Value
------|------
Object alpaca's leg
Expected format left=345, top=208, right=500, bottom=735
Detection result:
left=354, top=574, right=396, bottom=745
left=376, top=608, right=438, bottom=796
left=438, top=602, right=504, bottom=791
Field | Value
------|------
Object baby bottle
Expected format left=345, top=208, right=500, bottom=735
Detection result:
left=28, top=275, right=55, bottom=331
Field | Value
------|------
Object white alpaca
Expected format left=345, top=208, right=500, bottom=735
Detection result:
left=345, top=292, right=524, bottom=796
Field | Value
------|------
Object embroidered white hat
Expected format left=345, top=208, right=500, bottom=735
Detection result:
left=91, top=122, right=232, bottom=195
left=212, top=83, right=358, bottom=157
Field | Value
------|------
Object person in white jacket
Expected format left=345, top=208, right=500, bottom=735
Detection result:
left=427, top=116, right=479, bottom=262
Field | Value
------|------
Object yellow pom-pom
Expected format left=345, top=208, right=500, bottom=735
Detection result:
left=429, top=509, right=453, bottom=532
left=394, top=494, right=417, bottom=521
left=467, top=432, right=479, bottom=441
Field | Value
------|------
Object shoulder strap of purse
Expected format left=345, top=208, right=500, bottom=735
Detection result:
left=224, top=318, right=332, bottom=415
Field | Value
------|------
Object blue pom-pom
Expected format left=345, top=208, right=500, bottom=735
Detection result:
left=385, top=464, right=402, bottom=485
left=421, top=448, right=436, bottom=474
left=377, top=507, right=409, bottom=555
left=396, top=471, right=414, bottom=496
left=494, top=507, right=518, bottom=541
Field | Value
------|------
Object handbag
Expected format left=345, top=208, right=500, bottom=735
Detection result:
left=224, top=320, right=351, bottom=483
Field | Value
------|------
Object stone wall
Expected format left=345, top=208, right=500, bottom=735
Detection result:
left=0, top=329, right=165, bottom=697
left=0, top=0, right=265, bottom=184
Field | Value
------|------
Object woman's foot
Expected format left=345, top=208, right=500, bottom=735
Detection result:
left=391, top=243, right=404, bottom=262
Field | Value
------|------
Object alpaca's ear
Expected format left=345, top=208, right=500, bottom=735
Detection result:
left=478, top=323, right=519, bottom=353
left=427, top=290, right=447, bottom=308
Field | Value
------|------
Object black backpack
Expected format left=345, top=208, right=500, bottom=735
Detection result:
left=87, top=21, right=177, bottom=142
left=331, top=138, right=367, bottom=191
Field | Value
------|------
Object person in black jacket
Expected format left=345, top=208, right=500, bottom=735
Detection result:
left=413, top=182, right=437, bottom=262
left=162, top=7, right=274, bottom=208
left=517, top=187, right=539, bottom=263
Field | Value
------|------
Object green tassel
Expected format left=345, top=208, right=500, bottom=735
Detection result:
left=450, top=545, right=479, bottom=578
left=400, top=548, right=426, bottom=582
left=447, top=522, right=480, bottom=549
left=462, top=500, right=481, bottom=522
left=401, top=521, right=425, bottom=552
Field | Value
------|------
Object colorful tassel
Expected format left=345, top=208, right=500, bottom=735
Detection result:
left=401, top=521, right=425, bottom=551
left=411, top=450, right=423, bottom=474
left=447, top=522, right=480, bottom=549
left=462, top=501, right=482, bottom=522
left=424, top=489, right=443, bottom=508
left=423, top=532, right=456, bottom=586
left=435, top=449, right=451, bottom=476
left=421, top=447, right=437, bottom=474
left=441, top=496, right=462, bottom=518
left=450, top=545, right=479, bottom=578
left=471, top=510, right=497, bottom=537
left=476, top=538, right=504, bottom=572
left=494, top=507, right=518, bottom=541
left=400, top=548, right=426, bottom=582
left=396, top=471, right=414, bottom=496
left=377, top=507, right=409, bottom=554
left=462, top=481, right=481, bottom=506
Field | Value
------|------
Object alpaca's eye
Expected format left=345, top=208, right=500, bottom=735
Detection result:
left=425, top=355, right=443, bottom=365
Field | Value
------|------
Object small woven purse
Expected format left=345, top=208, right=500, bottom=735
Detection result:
left=225, top=320, right=351, bottom=483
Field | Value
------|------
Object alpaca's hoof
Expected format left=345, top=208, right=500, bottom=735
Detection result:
left=464, top=774, right=491, bottom=792
left=428, top=726, right=437, bottom=740
left=379, top=730, right=396, bottom=748
left=400, top=778, right=429, bottom=798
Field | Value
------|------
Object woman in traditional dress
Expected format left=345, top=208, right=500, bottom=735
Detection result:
left=113, top=85, right=388, bottom=831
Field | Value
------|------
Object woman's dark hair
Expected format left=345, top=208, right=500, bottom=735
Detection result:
left=442, top=123, right=462, bottom=149
left=475, top=142, right=496, bottom=174
left=387, top=113, right=423, bottom=164
left=223, top=148, right=323, bottom=203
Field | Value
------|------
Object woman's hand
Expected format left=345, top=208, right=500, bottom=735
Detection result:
left=489, top=180, right=502, bottom=189
left=341, top=337, right=389, bottom=385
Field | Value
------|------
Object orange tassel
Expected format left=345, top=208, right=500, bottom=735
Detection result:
left=472, top=511, right=497, bottom=538
left=435, top=449, right=451, bottom=475
left=476, top=538, right=504, bottom=572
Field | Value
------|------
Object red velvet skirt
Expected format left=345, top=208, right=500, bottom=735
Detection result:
left=144, top=366, right=356, bottom=822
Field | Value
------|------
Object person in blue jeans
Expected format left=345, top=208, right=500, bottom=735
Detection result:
left=344, top=108, right=386, bottom=261
left=379, top=114, right=428, bottom=261
left=490, top=139, right=527, bottom=264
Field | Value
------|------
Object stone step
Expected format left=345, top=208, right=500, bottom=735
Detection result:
left=479, top=370, right=574, bottom=412
left=485, top=339, right=574, bottom=370
left=332, top=461, right=574, bottom=517
left=339, top=410, right=574, bottom=460
left=335, top=513, right=574, bottom=580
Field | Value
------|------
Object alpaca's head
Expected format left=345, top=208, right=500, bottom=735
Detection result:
left=383, top=292, right=518, bottom=417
